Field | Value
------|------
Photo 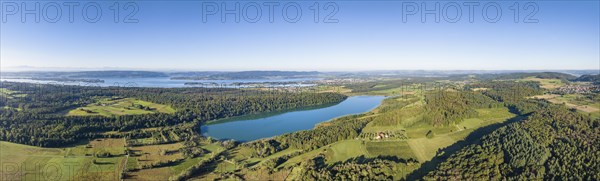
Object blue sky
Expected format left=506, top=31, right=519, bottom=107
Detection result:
left=1, top=1, right=598, bottom=71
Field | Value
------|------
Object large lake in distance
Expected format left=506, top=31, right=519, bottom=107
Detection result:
left=201, top=96, right=386, bottom=142
left=0, top=77, right=318, bottom=88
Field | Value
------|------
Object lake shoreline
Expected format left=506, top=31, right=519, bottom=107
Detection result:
left=201, top=95, right=386, bottom=142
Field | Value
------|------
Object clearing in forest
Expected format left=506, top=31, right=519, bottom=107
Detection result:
left=67, top=97, right=175, bottom=116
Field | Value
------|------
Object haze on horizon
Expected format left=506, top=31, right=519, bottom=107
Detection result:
left=1, top=1, right=598, bottom=71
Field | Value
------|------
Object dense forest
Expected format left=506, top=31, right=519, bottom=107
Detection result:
left=426, top=103, right=600, bottom=180
left=423, top=90, right=502, bottom=126
left=0, top=82, right=346, bottom=147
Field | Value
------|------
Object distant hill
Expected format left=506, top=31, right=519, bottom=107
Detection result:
left=574, top=74, right=600, bottom=82
left=573, top=74, right=600, bottom=84
left=473, top=72, right=577, bottom=81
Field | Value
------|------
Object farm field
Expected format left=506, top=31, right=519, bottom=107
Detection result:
left=365, top=141, right=417, bottom=160
left=67, top=97, right=175, bottom=116
left=0, top=139, right=126, bottom=181
left=270, top=104, right=516, bottom=179
left=0, top=137, right=225, bottom=181
left=125, top=141, right=224, bottom=180
left=521, top=77, right=565, bottom=89
left=532, top=93, right=600, bottom=113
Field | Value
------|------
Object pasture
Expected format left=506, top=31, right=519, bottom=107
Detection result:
left=521, top=77, right=564, bottom=89
left=67, top=97, right=175, bottom=116
left=0, top=139, right=127, bottom=181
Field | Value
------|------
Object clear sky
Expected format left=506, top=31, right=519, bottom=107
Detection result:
left=1, top=1, right=598, bottom=71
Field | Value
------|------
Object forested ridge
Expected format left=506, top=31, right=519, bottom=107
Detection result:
left=0, top=82, right=346, bottom=147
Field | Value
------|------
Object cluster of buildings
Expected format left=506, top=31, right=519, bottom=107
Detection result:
left=553, top=84, right=600, bottom=94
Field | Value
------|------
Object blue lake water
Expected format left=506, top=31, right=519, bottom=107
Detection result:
left=201, top=96, right=385, bottom=142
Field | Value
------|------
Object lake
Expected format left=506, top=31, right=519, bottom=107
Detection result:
left=201, top=96, right=386, bottom=142
left=0, top=77, right=319, bottom=88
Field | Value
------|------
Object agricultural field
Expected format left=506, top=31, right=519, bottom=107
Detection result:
left=0, top=137, right=226, bottom=181
left=324, top=140, right=369, bottom=164
left=125, top=141, right=224, bottom=181
left=270, top=105, right=515, bottom=179
left=0, top=88, right=27, bottom=99
left=314, top=85, right=352, bottom=94
left=532, top=93, right=600, bottom=113
left=521, top=77, right=565, bottom=89
left=365, top=141, right=417, bottom=160
left=67, top=97, right=175, bottom=116
left=364, top=84, right=423, bottom=96
left=0, top=139, right=127, bottom=181
left=128, top=142, right=184, bottom=168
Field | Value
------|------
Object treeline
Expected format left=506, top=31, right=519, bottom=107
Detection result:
left=0, top=82, right=346, bottom=147
left=426, top=103, right=600, bottom=180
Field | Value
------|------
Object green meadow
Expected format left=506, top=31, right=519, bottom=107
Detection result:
left=67, top=97, right=175, bottom=117
left=0, top=139, right=126, bottom=181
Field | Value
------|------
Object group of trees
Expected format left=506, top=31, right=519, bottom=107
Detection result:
left=0, top=82, right=347, bottom=147
left=244, top=139, right=286, bottom=158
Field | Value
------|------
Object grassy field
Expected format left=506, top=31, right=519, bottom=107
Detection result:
left=532, top=93, right=600, bottom=113
left=407, top=136, right=456, bottom=162
left=314, top=85, right=353, bottom=94
left=129, top=142, right=184, bottom=168
left=125, top=141, right=224, bottom=181
left=365, top=141, right=417, bottom=160
left=521, top=77, right=564, bottom=89
left=548, top=94, right=600, bottom=112
left=363, top=84, right=423, bottom=96
left=0, top=88, right=27, bottom=99
left=67, top=97, right=175, bottom=116
left=0, top=138, right=226, bottom=181
left=0, top=139, right=127, bottom=181
left=1, top=88, right=26, bottom=111
left=277, top=147, right=327, bottom=169
left=288, top=94, right=516, bottom=169
left=457, top=108, right=516, bottom=130
left=325, top=140, right=369, bottom=164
